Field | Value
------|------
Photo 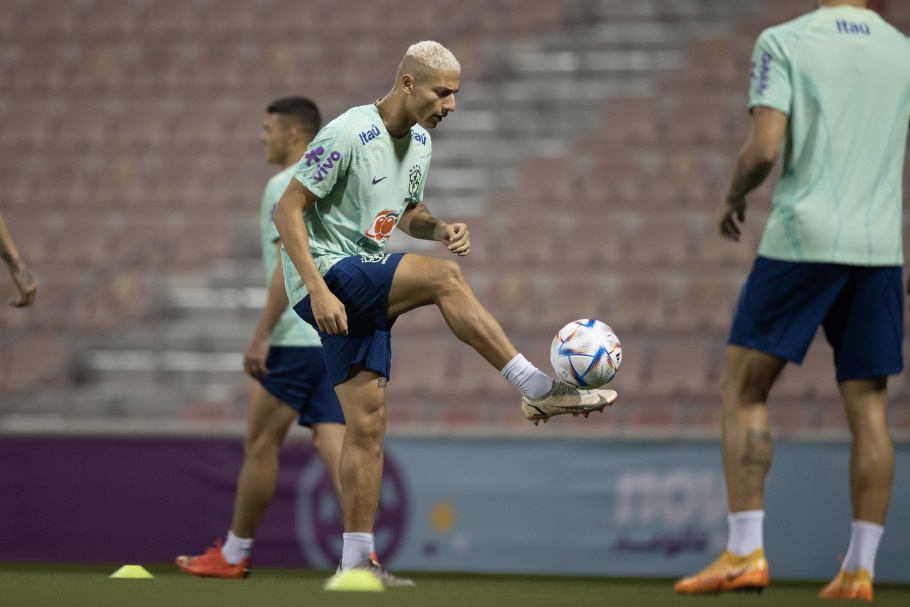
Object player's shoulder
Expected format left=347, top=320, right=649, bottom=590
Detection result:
left=757, top=10, right=816, bottom=47
left=319, top=104, right=382, bottom=147
left=409, top=123, right=432, bottom=151
left=265, top=164, right=296, bottom=191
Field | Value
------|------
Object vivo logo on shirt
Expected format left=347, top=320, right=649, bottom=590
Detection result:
left=304, top=146, right=342, bottom=182
left=836, top=20, right=870, bottom=35
left=359, top=125, right=381, bottom=145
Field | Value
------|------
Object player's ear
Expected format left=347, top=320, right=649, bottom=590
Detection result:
left=402, top=73, right=415, bottom=94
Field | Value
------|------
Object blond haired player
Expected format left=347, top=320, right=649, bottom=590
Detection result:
left=276, top=41, right=618, bottom=586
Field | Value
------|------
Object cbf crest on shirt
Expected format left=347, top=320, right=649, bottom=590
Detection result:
left=282, top=104, right=432, bottom=305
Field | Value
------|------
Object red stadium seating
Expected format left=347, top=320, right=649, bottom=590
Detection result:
left=540, top=279, right=606, bottom=328
left=144, top=0, right=200, bottom=38
left=9, top=46, right=70, bottom=91
left=648, top=152, right=713, bottom=207
left=113, top=100, right=172, bottom=148
left=173, top=217, right=233, bottom=266
left=70, top=43, right=130, bottom=91
left=670, top=277, right=738, bottom=331
left=561, top=217, right=625, bottom=268
left=0, top=162, right=36, bottom=208
left=645, top=340, right=716, bottom=397
left=384, top=340, right=451, bottom=397
left=579, top=154, right=645, bottom=209
left=500, top=218, right=562, bottom=267
left=484, top=275, right=537, bottom=330
left=1, top=215, right=48, bottom=266
left=131, top=44, right=189, bottom=91
left=205, top=0, right=262, bottom=38
left=627, top=215, right=692, bottom=267
left=33, top=156, right=95, bottom=209
left=598, top=98, right=659, bottom=145
left=606, top=277, right=669, bottom=330
left=0, top=102, right=53, bottom=149
left=188, top=42, right=249, bottom=91
left=83, top=0, right=140, bottom=39
left=21, top=0, right=83, bottom=39
left=94, top=154, right=153, bottom=208
left=54, top=214, right=111, bottom=266
left=666, top=97, right=733, bottom=145
left=0, top=336, right=66, bottom=392
left=56, top=101, right=113, bottom=149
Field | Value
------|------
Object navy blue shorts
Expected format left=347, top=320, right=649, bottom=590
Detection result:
left=258, top=346, right=345, bottom=427
left=729, top=257, right=904, bottom=382
left=294, top=253, right=404, bottom=386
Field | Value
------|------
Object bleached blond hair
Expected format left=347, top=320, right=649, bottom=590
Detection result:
left=404, top=40, right=461, bottom=73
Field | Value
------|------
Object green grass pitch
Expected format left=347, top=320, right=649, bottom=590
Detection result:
left=2, top=564, right=909, bottom=607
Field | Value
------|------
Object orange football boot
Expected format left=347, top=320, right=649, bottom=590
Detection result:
left=819, top=568, right=873, bottom=601
left=674, top=548, right=769, bottom=594
left=175, top=539, right=250, bottom=579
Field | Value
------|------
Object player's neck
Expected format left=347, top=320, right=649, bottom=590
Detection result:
left=375, top=94, right=416, bottom=139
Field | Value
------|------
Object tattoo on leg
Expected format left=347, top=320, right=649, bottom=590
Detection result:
left=740, top=429, right=772, bottom=467
left=377, top=377, right=387, bottom=387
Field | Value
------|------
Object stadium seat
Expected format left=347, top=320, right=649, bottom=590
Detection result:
left=0, top=162, right=37, bottom=208
left=248, top=41, right=310, bottom=90
left=79, top=272, right=153, bottom=329
left=94, top=154, right=152, bottom=208
left=70, top=43, right=129, bottom=91
left=33, top=157, right=95, bottom=209
left=1, top=215, right=49, bottom=266
left=665, top=97, right=732, bottom=145
left=624, top=400, right=683, bottom=428
left=111, top=215, right=171, bottom=258
left=187, top=42, right=249, bottom=91
left=648, top=152, right=712, bottom=207
left=147, top=158, right=212, bottom=209
left=484, top=275, right=537, bottom=330
left=144, top=0, right=200, bottom=37
left=1, top=336, right=66, bottom=392
left=9, top=46, right=70, bottom=91
left=680, top=38, right=741, bottom=88
left=54, top=215, right=111, bottom=266
left=83, top=0, right=140, bottom=38
left=579, top=154, right=645, bottom=209
left=204, top=0, right=261, bottom=38
left=385, top=340, right=451, bottom=397
left=323, top=0, right=379, bottom=36
left=514, top=156, right=575, bottom=208
left=173, top=217, right=233, bottom=266
left=604, top=336, right=646, bottom=395
left=390, top=303, right=448, bottom=335
left=767, top=400, right=818, bottom=435
left=55, top=101, right=113, bottom=149
left=21, top=0, right=83, bottom=39
left=645, top=340, right=715, bottom=397
left=598, top=97, right=658, bottom=145
left=130, top=44, right=188, bottom=91
left=386, top=0, right=445, bottom=34
left=561, top=217, right=625, bottom=268
left=540, top=279, right=606, bottom=328
left=506, top=0, right=566, bottom=35
left=449, top=349, right=516, bottom=398
left=670, top=277, right=738, bottom=331
left=113, top=100, right=172, bottom=148
left=0, top=1, right=22, bottom=39
left=500, top=218, right=562, bottom=267
left=0, top=103, right=53, bottom=149
left=627, top=215, right=692, bottom=267
left=262, top=0, right=321, bottom=36
left=606, top=277, right=669, bottom=330
left=170, top=102, right=227, bottom=149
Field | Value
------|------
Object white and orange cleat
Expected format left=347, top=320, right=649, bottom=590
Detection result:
left=674, top=548, right=769, bottom=594
left=819, top=568, right=873, bottom=601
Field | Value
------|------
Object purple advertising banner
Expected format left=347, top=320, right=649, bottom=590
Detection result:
left=0, top=437, right=323, bottom=567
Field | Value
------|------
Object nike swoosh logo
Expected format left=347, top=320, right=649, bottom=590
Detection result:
left=372, top=176, right=387, bottom=185
left=726, top=570, right=746, bottom=581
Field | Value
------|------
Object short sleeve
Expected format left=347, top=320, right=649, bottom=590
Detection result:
left=261, top=183, right=282, bottom=244
left=293, top=124, right=355, bottom=198
left=748, top=31, right=792, bottom=115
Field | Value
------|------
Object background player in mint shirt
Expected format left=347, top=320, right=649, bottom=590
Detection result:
left=675, top=1, right=910, bottom=599
left=177, top=97, right=346, bottom=580
left=275, top=41, right=618, bottom=586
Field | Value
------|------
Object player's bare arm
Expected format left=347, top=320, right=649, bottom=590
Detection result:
left=244, top=240, right=290, bottom=379
left=274, top=178, right=348, bottom=335
left=718, top=106, right=787, bottom=241
left=397, top=201, right=470, bottom=256
left=0, top=212, right=36, bottom=307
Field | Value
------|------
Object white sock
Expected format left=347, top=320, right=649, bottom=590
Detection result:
left=842, top=520, right=883, bottom=577
left=501, top=353, right=553, bottom=399
left=727, top=510, right=764, bottom=557
left=222, top=530, right=253, bottom=565
left=341, top=532, right=373, bottom=570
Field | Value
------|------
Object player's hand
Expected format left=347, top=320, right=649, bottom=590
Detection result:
left=438, top=223, right=470, bottom=256
left=717, top=196, right=746, bottom=241
left=311, top=289, right=348, bottom=335
left=243, top=336, right=270, bottom=380
left=8, top=260, right=36, bottom=307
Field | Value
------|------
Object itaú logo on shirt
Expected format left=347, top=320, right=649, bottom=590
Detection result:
left=364, top=209, right=401, bottom=242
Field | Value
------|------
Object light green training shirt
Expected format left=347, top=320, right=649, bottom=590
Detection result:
left=749, top=6, right=910, bottom=265
left=282, top=104, right=432, bottom=306
left=260, top=164, right=322, bottom=347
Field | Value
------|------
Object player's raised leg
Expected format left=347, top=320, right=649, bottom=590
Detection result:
left=387, top=253, right=618, bottom=423
left=819, top=377, right=892, bottom=601
left=674, top=345, right=782, bottom=594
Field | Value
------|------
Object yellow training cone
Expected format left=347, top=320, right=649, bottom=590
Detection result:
left=110, top=565, right=155, bottom=579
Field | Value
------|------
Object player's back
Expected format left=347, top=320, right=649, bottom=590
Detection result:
left=752, top=6, right=910, bottom=265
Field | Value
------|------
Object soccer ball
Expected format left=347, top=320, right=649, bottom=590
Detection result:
left=550, top=319, right=622, bottom=388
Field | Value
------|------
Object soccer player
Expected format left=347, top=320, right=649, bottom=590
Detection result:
left=274, top=41, right=618, bottom=586
left=674, top=1, right=910, bottom=600
left=0, top=210, right=36, bottom=307
left=176, top=98, right=347, bottom=579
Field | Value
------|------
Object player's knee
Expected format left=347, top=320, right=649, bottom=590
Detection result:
left=721, top=371, right=772, bottom=405
left=346, top=397, right=386, bottom=444
left=244, top=432, right=280, bottom=461
left=435, top=258, right=467, bottom=293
